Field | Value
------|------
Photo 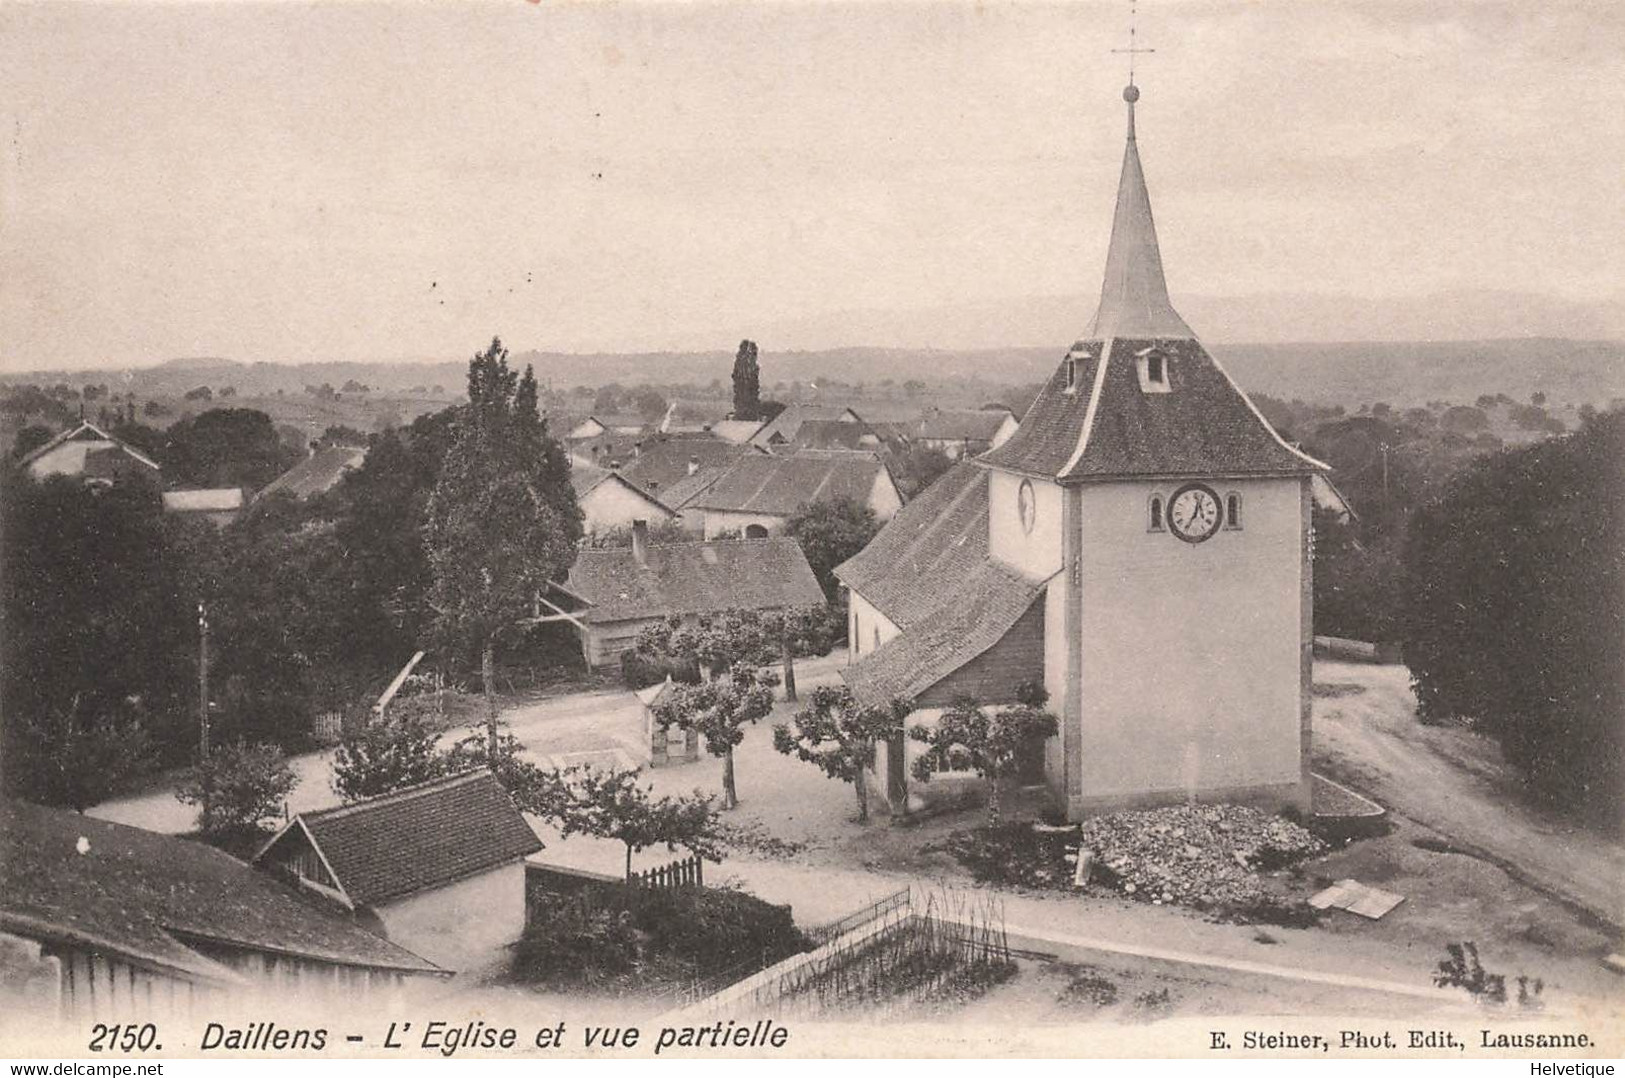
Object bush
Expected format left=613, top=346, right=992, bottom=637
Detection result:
left=513, top=894, right=641, bottom=987
left=175, top=741, right=298, bottom=845
left=620, top=647, right=701, bottom=690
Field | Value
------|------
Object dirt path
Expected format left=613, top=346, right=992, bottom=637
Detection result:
left=1311, top=661, right=1624, bottom=930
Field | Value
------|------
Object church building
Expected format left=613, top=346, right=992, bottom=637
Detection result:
left=836, top=81, right=1328, bottom=821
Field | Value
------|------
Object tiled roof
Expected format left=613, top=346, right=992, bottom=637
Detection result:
left=749, top=403, right=862, bottom=447
left=834, top=462, right=991, bottom=628
left=688, top=450, right=890, bottom=517
left=618, top=434, right=758, bottom=497
left=917, top=409, right=1014, bottom=442
left=787, top=420, right=879, bottom=451
left=0, top=798, right=442, bottom=981
left=658, top=467, right=728, bottom=510
left=844, top=569, right=1044, bottom=707
left=278, top=771, right=541, bottom=907
left=258, top=445, right=367, bottom=500
left=565, top=536, right=825, bottom=624
left=981, top=338, right=1323, bottom=481
left=19, top=421, right=161, bottom=472
left=835, top=461, right=1047, bottom=706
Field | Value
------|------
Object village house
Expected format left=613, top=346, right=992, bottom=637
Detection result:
left=553, top=522, right=825, bottom=669
left=785, top=418, right=886, bottom=452
left=569, top=460, right=679, bottom=536
left=747, top=403, right=865, bottom=449
left=837, top=82, right=1326, bottom=821
left=708, top=417, right=766, bottom=444
left=566, top=414, right=652, bottom=440
left=684, top=449, right=904, bottom=539
left=18, top=420, right=161, bottom=485
left=914, top=407, right=1020, bottom=460
left=0, top=798, right=446, bottom=1024
left=256, top=443, right=368, bottom=501
left=252, top=770, right=541, bottom=972
left=161, top=487, right=245, bottom=527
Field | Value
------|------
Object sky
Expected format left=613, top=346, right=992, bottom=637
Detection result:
left=2, top=1, right=1622, bottom=371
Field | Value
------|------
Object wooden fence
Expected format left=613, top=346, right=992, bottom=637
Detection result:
left=631, top=853, right=704, bottom=890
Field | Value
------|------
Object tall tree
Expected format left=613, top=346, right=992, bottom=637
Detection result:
left=424, top=339, right=582, bottom=755
left=652, top=667, right=777, bottom=809
left=774, top=686, right=909, bottom=822
left=731, top=339, right=761, bottom=421
left=909, top=687, right=1059, bottom=826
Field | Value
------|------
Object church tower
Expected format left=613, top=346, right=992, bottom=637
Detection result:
left=837, top=79, right=1326, bottom=820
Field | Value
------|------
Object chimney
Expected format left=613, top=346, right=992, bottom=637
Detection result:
left=687, top=457, right=700, bottom=476
left=631, top=519, right=649, bottom=567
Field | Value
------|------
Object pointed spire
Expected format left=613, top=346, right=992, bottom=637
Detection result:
left=1082, top=84, right=1194, bottom=341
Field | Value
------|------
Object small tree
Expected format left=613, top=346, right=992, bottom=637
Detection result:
left=774, top=686, right=910, bottom=822
left=554, top=766, right=723, bottom=878
left=176, top=741, right=298, bottom=843
left=331, top=701, right=451, bottom=803
left=909, top=686, right=1058, bottom=825
left=652, top=667, right=777, bottom=809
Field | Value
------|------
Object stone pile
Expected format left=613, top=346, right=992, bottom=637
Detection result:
left=1075, top=804, right=1326, bottom=908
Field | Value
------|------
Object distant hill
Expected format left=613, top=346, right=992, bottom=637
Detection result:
left=5, top=339, right=1622, bottom=411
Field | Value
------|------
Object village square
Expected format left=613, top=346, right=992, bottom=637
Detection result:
left=1, top=0, right=1621, bottom=1059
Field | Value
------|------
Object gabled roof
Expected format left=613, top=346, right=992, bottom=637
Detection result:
left=257, top=445, right=367, bottom=500
left=688, top=449, right=893, bottom=517
left=162, top=488, right=245, bottom=513
left=617, top=433, right=759, bottom=496
left=19, top=420, right=161, bottom=471
left=917, top=408, right=1015, bottom=442
left=748, top=403, right=862, bottom=447
left=834, top=462, right=991, bottom=627
left=788, top=419, right=881, bottom=451
left=262, top=770, right=541, bottom=907
left=565, top=536, right=825, bottom=624
left=0, top=798, right=442, bottom=981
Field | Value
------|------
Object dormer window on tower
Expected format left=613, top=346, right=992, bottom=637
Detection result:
left=1063, top=342, right=1090, bottom=394
left=1136, top=347, right=1171, bottom=394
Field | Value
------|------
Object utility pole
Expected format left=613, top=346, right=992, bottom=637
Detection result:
left=198, top=601, right=211, bottom=760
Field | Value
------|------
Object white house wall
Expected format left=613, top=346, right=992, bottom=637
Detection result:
left=701, top=509, right=786, bottom=539
left=578, top=480, right=673, bottom=535
left=847, top=589, right=900, bottom=662
left=866, top=471, right=904, bottom=523
left=987, top=469, right=1063, bottom=579
left=374, top=861, right=527, bottom=972
left=1073, top=476, right=1307, bottom=813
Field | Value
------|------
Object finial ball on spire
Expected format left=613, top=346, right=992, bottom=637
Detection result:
left=1123, top=84, right=1140, bottom=103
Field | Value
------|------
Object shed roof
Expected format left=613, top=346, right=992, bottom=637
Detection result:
left=0, top=798, right=442, bottom=982
left=264, top=770, right=541, bottom=907
left=258, top=445, right=367, bottom=500
left=565, top=536, right=825, bottom=624
left=917, top=408, right=1015, bottom=442
left=162, top=488, right=245, bottom=513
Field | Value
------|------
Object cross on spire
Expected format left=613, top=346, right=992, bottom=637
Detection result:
left=1110, top=0, right=1155, bottom=87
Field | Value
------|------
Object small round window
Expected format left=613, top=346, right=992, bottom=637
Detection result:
left=1018, top=479, right=1036, bottom=534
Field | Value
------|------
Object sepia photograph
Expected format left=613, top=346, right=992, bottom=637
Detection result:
left=0, top=0, right=1621, bottom=1064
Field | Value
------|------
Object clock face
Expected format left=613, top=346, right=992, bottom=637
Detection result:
left=1167, top=483, right=1222, bottom=544
left=1017, top=479, right=1036, bottom=534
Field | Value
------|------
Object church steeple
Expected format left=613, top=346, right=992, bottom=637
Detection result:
left=1081, top=84, right=1195, bottom=341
